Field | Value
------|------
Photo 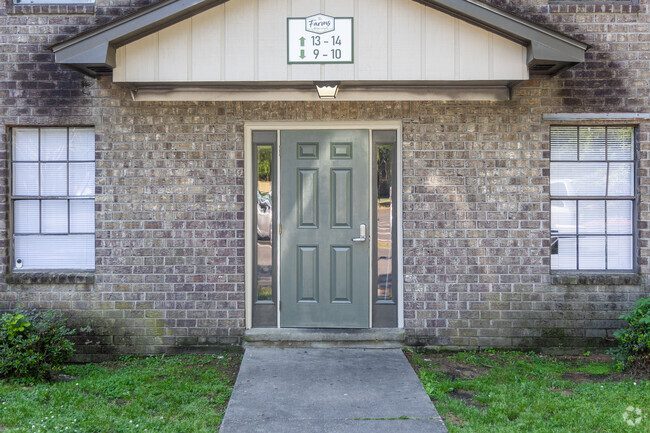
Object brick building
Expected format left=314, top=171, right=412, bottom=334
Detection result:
left=1, top=0, right=649, bottom=359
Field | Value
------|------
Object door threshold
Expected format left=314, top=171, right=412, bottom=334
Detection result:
left=244, top=328, right=404, bottom=349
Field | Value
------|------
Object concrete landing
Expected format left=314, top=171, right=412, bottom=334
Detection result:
left=219, top=348, right=448, bottom=433
left=244, top=328, right=405, bottom=349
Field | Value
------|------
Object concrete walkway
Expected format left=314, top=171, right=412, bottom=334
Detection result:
left=220, top=348, right=448, bottom=433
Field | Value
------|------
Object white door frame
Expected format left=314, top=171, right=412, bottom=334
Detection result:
left=244, top=121, right=404, bottom=329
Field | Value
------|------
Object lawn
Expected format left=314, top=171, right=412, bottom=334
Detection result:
left=408, top=349, right=650, bottom=433
left=0, top=353, right=242, bottom=433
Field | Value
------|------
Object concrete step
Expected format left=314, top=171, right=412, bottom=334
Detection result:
left=243, top=328, right=405, bottom=349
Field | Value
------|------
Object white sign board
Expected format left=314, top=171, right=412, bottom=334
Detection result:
left=288, top=14, right=353, bottom=64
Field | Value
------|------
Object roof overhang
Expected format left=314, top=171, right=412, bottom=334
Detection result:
left=51, top=0, right=588, bottom=80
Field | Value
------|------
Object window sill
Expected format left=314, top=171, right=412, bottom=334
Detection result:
left=7, top=272, right=94, bottom=285
left=550, top=273, right=642, bottom=286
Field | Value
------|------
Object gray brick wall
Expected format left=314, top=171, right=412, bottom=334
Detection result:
left=0, top=0, right=649, bottom=357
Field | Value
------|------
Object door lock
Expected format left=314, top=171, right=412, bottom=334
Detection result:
left=352, top=224, right=367, bottom=242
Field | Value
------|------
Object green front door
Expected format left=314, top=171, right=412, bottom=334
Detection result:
left=280, top=130, right=370, bottom=328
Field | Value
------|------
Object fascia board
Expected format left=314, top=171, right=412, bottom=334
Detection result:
left=54, top=42, right=116, bottom=67
left=528, top=41, right=585, bottom=64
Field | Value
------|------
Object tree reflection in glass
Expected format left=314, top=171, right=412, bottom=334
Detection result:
left=256, top=145, right=273, bottom=301
left=377, top=145, right=393, bottom=301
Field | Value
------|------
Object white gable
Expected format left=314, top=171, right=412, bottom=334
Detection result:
left=113, top=0, right=528, bottom=85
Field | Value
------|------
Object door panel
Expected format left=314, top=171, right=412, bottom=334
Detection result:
left=297, top=246, right=318, bottom=302
left=331, top=246, right=352, bottom=303
left=331, top=169, right=352, bottom=228
left=297, top=169, right=318, bottom=228
left=280, top=130, right=370, bottom=328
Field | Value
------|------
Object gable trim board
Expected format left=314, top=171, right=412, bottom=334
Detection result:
left=51, top=0, right=588, bottom=100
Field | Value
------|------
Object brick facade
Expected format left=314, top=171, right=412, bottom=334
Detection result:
left=0, top=0, right=649, bottom=359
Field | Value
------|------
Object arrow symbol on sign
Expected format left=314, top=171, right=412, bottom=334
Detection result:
left=299, top=37, right=305, bottom=47
left=299, top=50, right=305, bottom=59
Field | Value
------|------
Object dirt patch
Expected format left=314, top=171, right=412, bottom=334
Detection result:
left=207, top=356, right=241, bottom=414
left=182, top=355, right=242, bottom=380
left=449, top=388, right=485, bottom=408
left=561, top=371, right=624, bottom=383
left=219, top=355, right=242, bottom=386
left=443, top=412, right=466, bottom=426
left=550, top=354, right=613, bottom=366
left=423, top=354, right=490, bottom=380
left=403, top=350, right=489, bottom=381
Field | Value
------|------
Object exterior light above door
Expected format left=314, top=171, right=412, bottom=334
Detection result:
left=314, top=82, right=340, bottom=99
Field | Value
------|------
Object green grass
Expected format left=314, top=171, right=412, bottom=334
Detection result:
left=0, top=353, right=242, bottom=433
left=411, top=350, right=650, bottom=433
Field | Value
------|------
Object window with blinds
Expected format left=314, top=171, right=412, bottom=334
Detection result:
left=550, top=126, right=635, bottom=271
left=11, top=127, right=95, bottom=271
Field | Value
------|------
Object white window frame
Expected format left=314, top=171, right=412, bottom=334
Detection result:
left=550, top=125, right=636, bottom=272
left=11, top=127, right=96, bottom=272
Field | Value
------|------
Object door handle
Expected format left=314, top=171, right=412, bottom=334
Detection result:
left=352, top=224, right=367, bottom=242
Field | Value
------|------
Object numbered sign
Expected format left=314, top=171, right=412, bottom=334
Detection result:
left=287, top=14, right=353, bottom=64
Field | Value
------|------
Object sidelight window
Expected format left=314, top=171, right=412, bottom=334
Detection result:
left=372, top=130, right=398, bottom=327
left=251, top=130, right=277, bottom=328
left=255, top=144, right=273, bottom=301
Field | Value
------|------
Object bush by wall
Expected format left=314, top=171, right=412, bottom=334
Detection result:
left=0, top=309, right=76, bottom=381
left=610, top=297, right=650, bottom=372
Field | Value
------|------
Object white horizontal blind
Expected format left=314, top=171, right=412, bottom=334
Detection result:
left=12, top=127, right=95, bottom=270
left=550, top=126, right=634, bottom=271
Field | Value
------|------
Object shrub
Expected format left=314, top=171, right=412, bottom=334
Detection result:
left=0, top=309, right=76, bottom=380
left=610, top=297, right=650, bottom=371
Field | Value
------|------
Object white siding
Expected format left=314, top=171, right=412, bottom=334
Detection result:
left=424, top=7, right=455, bottom=80
left=356, top=0, right=388, bottom=80
left=493, top=35, right=529, bottom=80
left=458, top=20, right=489, bottom=81
left=224, top=0, right=256, bottom=81
left=114, top=0, right=529, bottom=83
left=159, top=20, right=190, bottom=82
left=257, top=0, right=286, bottom=81
left=123, top=33, right=158, bottom=82
left=191, top=6, right=223, bottom=81
left=390, top=0, right=422, bottom=80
